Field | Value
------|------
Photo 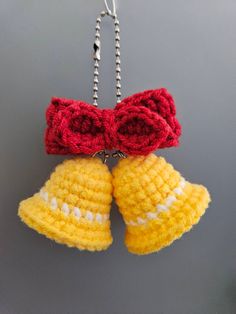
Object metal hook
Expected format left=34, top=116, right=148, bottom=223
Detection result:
left=92, top=150, right=110, bottom=163
left=112, top=150, right=126, bottom=159
left=104, top=0, right=117, bottom=18
left=92, top=149, right=126, bottom=163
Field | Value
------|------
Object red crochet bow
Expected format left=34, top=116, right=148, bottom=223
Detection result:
left=45, top=88, right=181, bottom=156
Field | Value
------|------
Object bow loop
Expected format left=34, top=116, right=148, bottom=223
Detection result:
left=45, top=99, right=106, bottom=154
left=115, top=88, right=181, bottom=150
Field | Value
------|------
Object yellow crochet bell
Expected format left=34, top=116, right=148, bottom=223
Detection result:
left=18, top=157, right=113, bottom=251
left=112, top=154, right=211, bottom=255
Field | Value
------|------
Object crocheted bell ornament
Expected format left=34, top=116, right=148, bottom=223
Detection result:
left=18, top=157, right=113, bottom=251
left=45, top=88, right=181, bottom=156
left=112, top=154, right=211, bottom=255
left=18, top=2, right=211, bottom=255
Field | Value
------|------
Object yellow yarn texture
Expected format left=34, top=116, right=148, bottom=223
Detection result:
left=112, top=154, right=211, bottom=255
left=18, top=157, right=113, bottom=251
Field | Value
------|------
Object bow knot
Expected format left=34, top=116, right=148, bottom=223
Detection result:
left=45, top=88, right=181, bottom=156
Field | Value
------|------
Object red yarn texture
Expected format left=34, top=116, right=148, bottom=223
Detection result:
left=45, top=88, right=181, bottom=156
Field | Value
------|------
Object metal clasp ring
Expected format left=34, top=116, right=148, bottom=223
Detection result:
left=104, top=0, right=117, bottom=18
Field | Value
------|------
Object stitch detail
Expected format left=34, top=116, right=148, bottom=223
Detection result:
left=39, top=188, right=109, bottom=223
left=126, top=178, right=186, bottom=226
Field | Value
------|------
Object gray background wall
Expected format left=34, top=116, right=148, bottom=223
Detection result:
left=0, top=1, right=235, bottom=313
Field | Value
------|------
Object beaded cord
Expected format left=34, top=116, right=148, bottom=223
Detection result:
left=93, top=9, right=121, bottom=106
